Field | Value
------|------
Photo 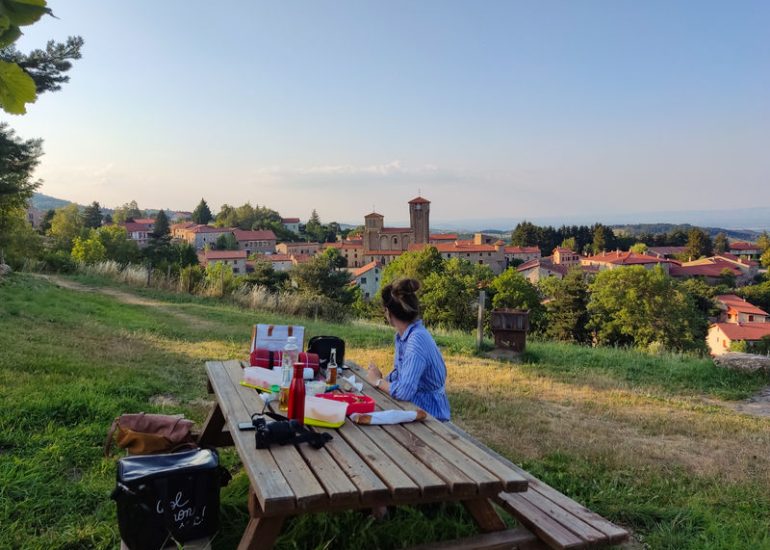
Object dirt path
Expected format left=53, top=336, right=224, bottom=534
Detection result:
left=38, top=274, right=216, bottom=330
left=717, top=386, right=770, bottom=418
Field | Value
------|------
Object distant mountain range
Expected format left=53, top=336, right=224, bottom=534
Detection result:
left=31, top=192, right=74, bottom=211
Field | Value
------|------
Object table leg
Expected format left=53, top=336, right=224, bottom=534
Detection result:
left=237, top=516, right=285, bottom=550
left=199, top=401, right=232, bottom=447
left=462, top=497, right=507, bottom=533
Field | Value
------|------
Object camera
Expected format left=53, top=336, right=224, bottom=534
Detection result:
left=251, top=415, right=332, bottom=450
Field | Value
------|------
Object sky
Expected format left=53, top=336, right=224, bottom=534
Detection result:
left=7, top=1, right=770, bottom=226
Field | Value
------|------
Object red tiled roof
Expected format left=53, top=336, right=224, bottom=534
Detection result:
left=123, top=222, right=152, bottom=232
left=132, top=218, right=155, bottom=225
left=648, top=246, right=687, bottom=256
left=351, top=261, right=381, bottom=278
left=716, top=295, right=768, bottom=316
left=325, top=242, right=364, bottom=250
left=670, top=262, right=741, bottom=278
left=714, top=254, right=758, bottom=267
left=203, top=250, right=247, bottom=260
left=584, top=251, right=670, bottom=265
left=504, top=246, right=541, bottom=254
left=516, top=259, right=569, bottom=276
left=713, top=323, right=770, bottom=341
left=729, top=242, right=759, bottom=251
left=232, top=229, right=277, bottom=241
left=430, top=233, right=458, bottom=241
left=281, top=217, right=300, bottom=223
left=189, top=224, right=232, bottom=234
left=408, top=196, right=430, bottom=204
left=260, top=254, right=293, bottom=262
left=171, top=222, right=196, bottom=230
left=280, top=241, right=321, bottom=248
left=554, top=247, right=577, bottom=255
left=433, top=242, right=498, bottom=253
left=365, top=250, right=404, bottom=255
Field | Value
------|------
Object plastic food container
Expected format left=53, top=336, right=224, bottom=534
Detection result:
left=304, top=395, right=347, bottom=427
left=305, top=381, right=327, bottom=396
left=316, top=393, right=376, bottom=416
left=241, top=367, right=282, bottom=392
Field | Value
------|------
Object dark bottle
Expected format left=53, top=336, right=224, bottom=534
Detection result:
left=287, top=362, right=306, bottom=425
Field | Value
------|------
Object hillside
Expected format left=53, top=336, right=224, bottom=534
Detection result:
left=31, top=192, right=75, bottom=211
left=1, top=274, right=770, bottom=548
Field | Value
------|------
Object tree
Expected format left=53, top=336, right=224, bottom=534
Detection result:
left=421, top=259, right=494, bottom=331
left=290, top=253, right=355, bottom=305
left=713, top=232, right=728, bottom=255
left=380, top=246, right=445, bottom=289
left=321, top=246, right=347, bottom=269
left=545, top=268, right=590, bottom=343
left=560, top=237, right=577, bottom=251
left=95, top=225, right=139, bottom=264
left=757, top=231, right=770, bottom=254
left=510, top=221, right=540, bottom=248
left=592, top=225, right=608, bottom=255
left=719, top=268, right=737, bottom=288
left=71, top=230, right=106, bottom=264
left=1, top=35, right=83, bottom=99
left=171, top=242, right=199, bottom=268
left=490, top=267, right=545, bottom=331
left=629, top=242, right=648, bottom=254
left=39, top=208, right=54, bottom=233
left=192, top=198, right=213, bottom=224
left=48, top=203, right=83, bottom=250
left=678, top=278, right=720, bottom=319
left=215, top=232, right=238, bottom=250
left=214, top=204, right=238, bottom=228
left=686, top=228, right=713, bottom=259
left=152, top=209, right=170, bottom=238
left=112, top=200, right=142, bottom=224
left=587, top=265, right=707, bottom=353
left=245, top=257, right=287, bottom=292
left=82, top=201, right=102, bottom=229
left=304, top=209, right=324, bottom=242
left=0, top=0, right=53, bottom=114
left=761, top=248, right=770, bottom=269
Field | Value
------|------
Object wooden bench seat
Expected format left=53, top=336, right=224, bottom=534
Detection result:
left=446, top=423, right=629, bottom=550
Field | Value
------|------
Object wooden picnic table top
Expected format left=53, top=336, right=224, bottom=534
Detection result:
left=202, top=359, right=528, bottom=518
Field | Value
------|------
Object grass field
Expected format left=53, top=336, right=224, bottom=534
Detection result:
left=1, top=273, right=770, bottom=549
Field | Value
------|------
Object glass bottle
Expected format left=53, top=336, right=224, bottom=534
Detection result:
left=279, top=336, right=298, bottom=412
left=288, top=362, right=306, bottom=425
left=326, top=348, right=338, bottom=385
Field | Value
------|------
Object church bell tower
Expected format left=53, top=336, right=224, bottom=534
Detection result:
left=408, top=196, right=430, bottom=244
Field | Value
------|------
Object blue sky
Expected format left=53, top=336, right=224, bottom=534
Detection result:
left=8, top=1, right=770, bottom=225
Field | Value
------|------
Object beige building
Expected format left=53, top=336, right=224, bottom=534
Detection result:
left=276, top=242, right=322, bottom=256
left=708, top=323, right=770, bottom=355
left=233, top=229, right=276, bottom=256
left=177, top=224, right=234, bottom=250
left=581, top=251, right=673, bottom=274
left=198, top=249, right=247, bottom=274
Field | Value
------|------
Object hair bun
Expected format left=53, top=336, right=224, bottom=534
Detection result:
left=393, top=278, right=420, bottom=296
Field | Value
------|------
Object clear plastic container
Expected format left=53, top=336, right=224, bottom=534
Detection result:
left=304, top=395, right=347, bottom=425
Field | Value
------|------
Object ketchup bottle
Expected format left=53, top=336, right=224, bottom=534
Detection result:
left=287, top=362, right=306, bottom=425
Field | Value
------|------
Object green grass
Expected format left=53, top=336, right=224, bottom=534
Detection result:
left=2, top=273, right=770, bottom=549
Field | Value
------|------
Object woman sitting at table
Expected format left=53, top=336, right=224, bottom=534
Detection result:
left=366, top=278, right=451, bottom=422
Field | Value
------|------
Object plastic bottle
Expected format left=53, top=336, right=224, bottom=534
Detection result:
left=287, top=362, right=306, bottom=425
left=279, top=337, right=299, bottom=411
left=326, top=348, right=338, bottom=385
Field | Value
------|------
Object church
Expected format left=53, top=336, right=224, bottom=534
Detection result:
left=364, top=196, right=430, bottom=252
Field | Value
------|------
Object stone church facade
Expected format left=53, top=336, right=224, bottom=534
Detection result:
left=364, top=196, right=430, bottom=252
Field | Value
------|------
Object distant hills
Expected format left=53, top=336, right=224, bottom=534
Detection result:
left=31, top=192, right=74, bottom=211
left=611, top=224, right=761, bottom=242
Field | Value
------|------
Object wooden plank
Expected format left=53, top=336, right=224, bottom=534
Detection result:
left=220, top=360, right=327, bottom=509
left=336, top=420, right=421, bottom=498
left=198, top=400, right=226, bottom=446
left=444, top=422, right=628, bottom=544
left=315, top=425, right=390, bottom=505
left=237, top=516, right=285, bottom=550
left=381, top=423, right=477, bottom=497
left=406, top=527, right=544, bottom=550
left=497, top=492, right=587, bottom=550
left=462, top=498, right=507, bottom=532
left=517, top=489, right=606, bottom=545
left=356, top=423, right=449, bottom=499
left=350, top=362, right=525, bottom=493
left=205, top=361, right=295, bottom=515
left=295, top=436, right=360, bottom=507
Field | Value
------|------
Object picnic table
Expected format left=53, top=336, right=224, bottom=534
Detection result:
left=199, top=360, right=629, bottom=549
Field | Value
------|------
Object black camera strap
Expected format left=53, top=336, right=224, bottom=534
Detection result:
left=250, top=410, right=333, bottom=450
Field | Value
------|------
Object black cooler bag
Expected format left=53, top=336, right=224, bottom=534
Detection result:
left=112, top=448, right=229, bottom=549
left=307, top=335, right=345, bottom=372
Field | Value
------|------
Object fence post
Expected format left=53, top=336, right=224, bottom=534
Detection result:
left=476, top=290, right=486, bottom=350
left=146, top=262, right=152, bottom=287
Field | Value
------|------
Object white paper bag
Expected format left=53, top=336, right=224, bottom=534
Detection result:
left=250, top=324, right=305, bottom=352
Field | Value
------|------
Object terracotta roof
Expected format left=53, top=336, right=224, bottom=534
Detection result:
left=433, top=242, right=499, bottom=253
left=382, top=227, right=413, bottom=233
left=132, top=218, right=155, bottom=225
left=232, top=229, right=277, bottom=241
left=670, top=262, right=741, bottom=278
left=716, top=295, right=769, bottom=316
left=325, top=242, right=364, bottom=250
left=430, top=233, right=458, bottom=241
left=584, top=251, right=670, bottom=265
left=281, top=217, right=300, bottom=223
left=516, top=258, right=569, bottom=276
left=554, top=247, right=577, bottom=255
left=366, top=250, right=404, bottom=255
left=350, top=261, right=381, bottom=278
left=189, top=224, right=232, bottom=234
left=280, top=241, right=321, bottom=248
left=408, top=196, right=431, bottom=204
left=714, top=254, right=758, bottom=267
left=203, top=250, right=247, bottom=260
left=260, top=254, right=293, bottom=262
left=729, top=242, right=759, bottom=251
left=713, top=323, right=770, bottom=341
left=123, top=222, right=152, bottom=232
left=171, top=222, right=196, bottom=230
left=504, top=246, right=541, bottom=254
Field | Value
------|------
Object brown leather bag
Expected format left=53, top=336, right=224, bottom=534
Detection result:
left=103, top=413, right=196, bottom=456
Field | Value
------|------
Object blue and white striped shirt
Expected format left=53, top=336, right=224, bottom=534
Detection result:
left=386, top=320, right=451, bottom=421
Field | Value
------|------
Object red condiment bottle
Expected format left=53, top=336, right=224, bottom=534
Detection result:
left=287, top=362, right=305, bottom=425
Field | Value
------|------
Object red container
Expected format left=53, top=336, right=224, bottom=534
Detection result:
left=316, top=393, right=375, bottom=416
left=249, top=349, right=320, bottom=373
left=288, top=363, right=306, bottom=425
